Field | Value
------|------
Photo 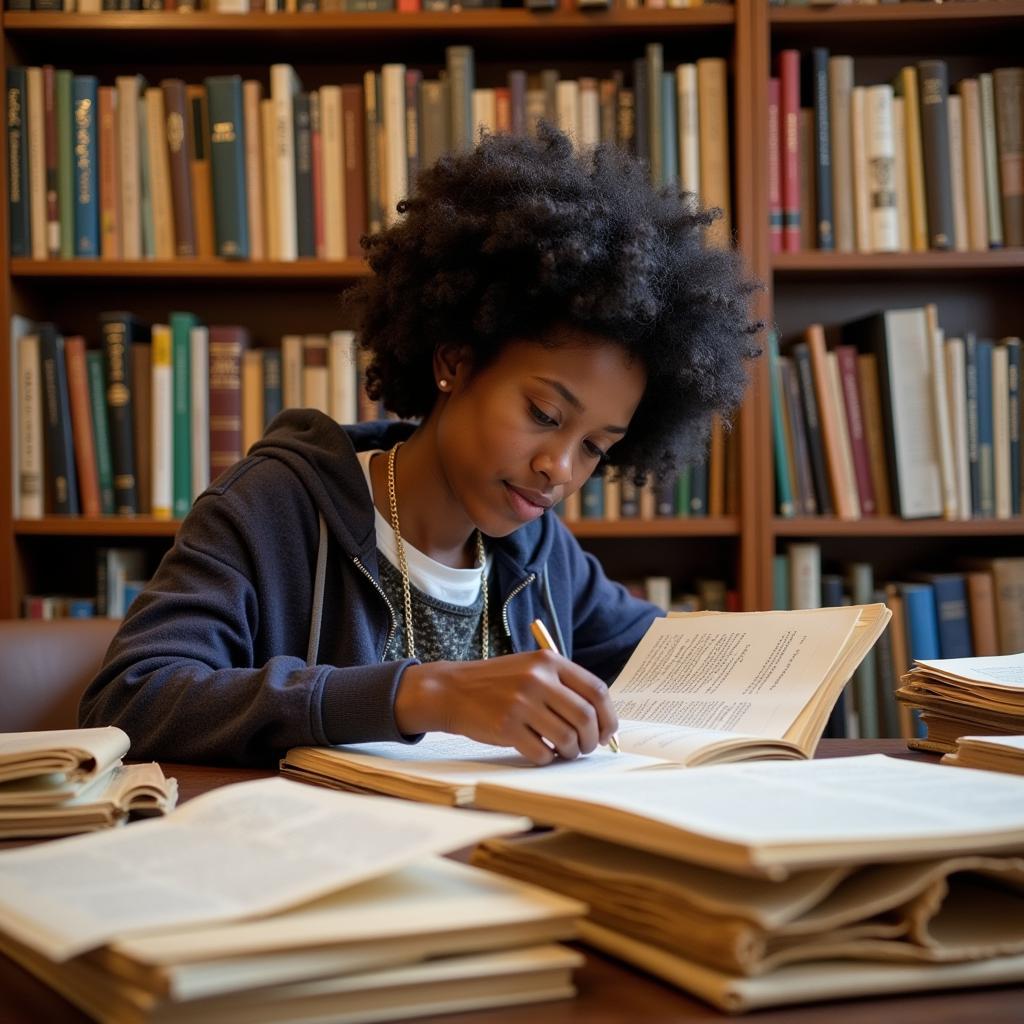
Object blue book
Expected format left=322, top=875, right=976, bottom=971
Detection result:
left=1006, top=338, right=1021, bottom=517
left=38, top=324, right=80, bottom=515
left=689, top=461, right=708, bottom=517
left=170, top=311, right=197, bottom=518
left=580, top=476, right=605, bottom=519
left=964, top=333, right=981, bottom=516
left=820, top=574, right=849, bottom=738
left=71, top=76, right=99, bottom=258
left=6, top=67, right=30, bottom=257
left=772, top=554, right=790, bottom=610
left=915, top=573, right=972, bottom=659
left=205, top=75, right=249, bottom=259
left=661, top=72, right=677, bottom=190
left=67, top=598, right=96, bottom=618
left=263, top=349, right=283, bottom=427
left=976, top=338, right=994, bottom=517
left=811, top=48, right=834, bottom=251
left=900, top=582, right=940, bottom=739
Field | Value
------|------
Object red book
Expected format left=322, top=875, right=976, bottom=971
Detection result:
left=341, top=84, right=368, bottom=260
left=311, top=91, right=325, bottom=260
left=767, top=76, right=782, bottom=255
left=836, top=345, right=877, bottom=516
left=64, top=336, right=101, bottom=518
left=397, top=0, right=419, bottom=11
left=495, top=87, right=512, bottom=135
left=778, top=49, right=801, bottom=253
left=208, top=326, right=251, bottom=481
left=98, top=86, right=120, bottom=259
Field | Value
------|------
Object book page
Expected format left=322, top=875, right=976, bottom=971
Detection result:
left=959, top=735, right=1024, bottom=753
left=615, top=721, right=794, bottom=764
left=913, top=653, right=1024, bottom=690
left=0, top=727, right=130, bottom=784
left=611, top=607, right=862, bottom=740
left=0, top=777, right=529, bottom=963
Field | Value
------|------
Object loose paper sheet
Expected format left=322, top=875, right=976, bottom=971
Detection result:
left=913, top=653, right=1024, bottom=690
left=0, top=777, right=528, bottom=962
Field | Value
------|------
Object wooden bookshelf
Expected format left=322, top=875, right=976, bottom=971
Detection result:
left=3, top=1, right=1022, bottom=618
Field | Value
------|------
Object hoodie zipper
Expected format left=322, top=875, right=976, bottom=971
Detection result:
left=352, top=556, right=398, bottom=660
left=502, top=572, right=537, bottom=639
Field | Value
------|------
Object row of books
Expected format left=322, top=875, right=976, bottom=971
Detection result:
left=770, top=306, right=1023, bottom=521
left=6, top=0, right=715, bottom=9
left=6, top=47, right=731, bottom=263
left=10, top=311, right=379, bottom=520
left=771, top=53, right=1024, bottom=253
left=777, top=543, right=1024, bottom=740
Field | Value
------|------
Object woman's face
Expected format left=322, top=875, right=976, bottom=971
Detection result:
left=433, top=327, right=647, bottom=538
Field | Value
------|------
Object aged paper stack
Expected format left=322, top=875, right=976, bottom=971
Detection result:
left=470, top=755, right=1024, bottom=1013
left=0, top=727, right=176, bottom=838
left=0, top=778, right=584, bottom=1023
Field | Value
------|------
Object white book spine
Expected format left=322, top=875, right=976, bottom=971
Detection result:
left=826, top=352, right=861, bottom=519
left=116, top=76, right=142, bottom=260
left=676, top=64, right=700, bottom=197
left=215, top=0, right=249, bottom=9
left=190, top=325, right=210, bottom=498
left=26, top=68, right=47, bottom=261
left=850, top=86, right=872, bottom=254
left=281, top=333, right=304, bottom=409
left=864, top=85, right=899, bottom=254
left=381, top=64, right=408, bottom=230
left=556, top=80, right=580, bottom=151
left=472, top=88, right=497, bottom=142
left=891, top=98, right=911, bottom=253
left=946, top=95, right=969, bottom=254
left=787, top=542, right=821, bottom=610
left=925, top=309, right=958, bottom=520
left=144, top=88, right=175, bottom=260
left=992, top=344, right=1011, bottom=519
left=944, top=337, right=972, bottom=520
left=242, top=81, right=265, bottom=262
left=328, top=330, right=358, bottom=426
left=579, top=79, right=600, bottom=152
left=320, top=86, right=346, bottom=261
left=16, top=334, right=44, bottom=520
left=151, top=325, right=174, bottom=520
left=270, top=64, right=298, bottom=262
left=260, top=98, right=280, bottom=262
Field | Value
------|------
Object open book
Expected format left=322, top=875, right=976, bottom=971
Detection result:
left=281, top=603, right=891, bottom=805
left=897, top=652, right=1024, bottom=753
left=0, top=727, right=176, bottom=837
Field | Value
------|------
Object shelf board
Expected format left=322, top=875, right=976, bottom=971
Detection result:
left=10, top=258, right=371, bottom=281
left=15, top=516, right=180, bottom=537
left=1, top=8, right=734, bottom=39
left=773, top=516, right=1024, bottom=538
left=569, top=517, right=739, bottom=538
left=770, top=1, right=1024, bottom=26
left=772, top=249, right=1024, bottom=279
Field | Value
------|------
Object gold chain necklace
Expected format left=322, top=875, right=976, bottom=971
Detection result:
left=386, top=442, right=489, bottom=662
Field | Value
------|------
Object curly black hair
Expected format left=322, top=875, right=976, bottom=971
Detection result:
left=343, top=123, right=762, bottom=481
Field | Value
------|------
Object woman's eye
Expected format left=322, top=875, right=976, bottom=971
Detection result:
left=529, top=403, right=558, bottom=427
left=584, top=441, right=608, bottom=461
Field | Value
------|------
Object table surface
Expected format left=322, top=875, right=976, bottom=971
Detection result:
left=3, top=739, right=1023, bottom=1024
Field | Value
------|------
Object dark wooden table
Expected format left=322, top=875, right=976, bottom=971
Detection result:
left=2, top=740, right=1023, bottom=1023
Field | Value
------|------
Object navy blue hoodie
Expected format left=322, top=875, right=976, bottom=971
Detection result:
left=80, top=411, right=662, bottom=766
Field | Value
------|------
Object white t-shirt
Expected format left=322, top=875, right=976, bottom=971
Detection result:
left=357, top=450, right=491, bottom=608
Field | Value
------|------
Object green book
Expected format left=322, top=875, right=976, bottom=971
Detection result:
left=768, top=331, right=795, bottom=517
left=86, top=351, right=115, bottom=515
left=674, top=465, right=691, bottom=519
left=56, top=70, right=75, bottom=260
left=170, top=311, right=197, bottom=518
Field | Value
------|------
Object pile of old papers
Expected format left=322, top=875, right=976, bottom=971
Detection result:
left=0, top=727, right=176, bottom=838
left=0, top=777, right=583, bottom=1023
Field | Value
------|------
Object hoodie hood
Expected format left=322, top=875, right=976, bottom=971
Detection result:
left=249, top=409, right=556, bottom=577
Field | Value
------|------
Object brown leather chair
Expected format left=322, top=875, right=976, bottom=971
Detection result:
left=0, top=619, right=120, bottom=732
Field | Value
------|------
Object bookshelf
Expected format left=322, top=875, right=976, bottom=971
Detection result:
left=0, top=2, right=763, bottom=619
left=2, top=1, right=1021, bottom=621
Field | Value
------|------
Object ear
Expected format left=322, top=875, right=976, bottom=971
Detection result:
left=432, top=344, right=474, bottom=392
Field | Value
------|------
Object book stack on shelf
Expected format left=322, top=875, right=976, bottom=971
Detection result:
left=768, top=50, right=1022, bottom=255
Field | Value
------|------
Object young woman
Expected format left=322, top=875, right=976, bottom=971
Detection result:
left=81, top=125, right=761, bottom=767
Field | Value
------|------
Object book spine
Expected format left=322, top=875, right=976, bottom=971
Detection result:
left=270, top=64, right=298, bottom=261
left=791, top=342, right=834, bottom=515
left=871, top=585, right=900, bottom=738
left=864, top=85, right=898, bottom=253
left=310, top=89, right=325, bottom=259
left=150, top=324, right=173, bottom=519
left=924, top=306, right=958, bottom=521
left=206, top=76, right=250, bottom=259
left=97, top=85, right=119, bottom=259
left=660, top=72, right=676, bottom=189
left=976, top=339, right=994, bottom=517
left=891, top=97, right=910, bottom=251
left=916, top=60, right=954, bottom=250
left=363, top=71, right=382, bottom=236
left=689, top=461, right=708, bottom=517
left=965, top=570, right=999, bottom=656
left=957, top=78, right=989, bottom=253
left=992, top=343, right=1010, bottom=519
left=187, top=85, right=216, bottom=259
left=645, top=43, right=663, bottom=186
left=56, top=69, right=75, bottom=259
left=262, top=347, right=283, bottom=427
left=341, top=84, right=367, bottom=259
left=579, top=476, right=604, bottom=519
left=116, top=76, right=142, bottom=260
left=947, top=94, right=969, bottom=253
left=929, top=575, right=973, bottom=659
left=6, top=67, right=31, bottom=257
left=242, top=350, right=264, bottom=452
left=778, top=49, right=801, bottom=253
left=897, top=66, right=929, bottom=253
left=86, top=350, right=116, bottom=514
left=26, top=67, right=47, bottom=261
left=446, top=45, right=474, bottom=154
left=301, top=334, right=329, bottom=414
left=900, top=583, right=941, bottom=662
left=979, top=72, right=1004, bottom=248
left=848, top=563, right=879, bottom=738
left=768, top=332, right=795, bottom=517
left=1006, top=337, right=1021, bottom=518
left=259, top=98, right=280, bottom=260
left=856, top=353, right=893, bottom=517
left=100, top=313, right=139, bottom=514
left=136, top=81, right=154, bottom=258
left=992, top=67, right=1024, bottom=248
left=208, top=326, right=250, bottom=480
left=697, top=57, right=730, bottom=248
left=144, top=86, right=176, bottom=259
left=766, top=77, right=781, bottom=255
left=781, top=357, right=817, bottom=515
left=72, top=75, right=99, bottom=258
left=16, top=334, right=44, bottom=519
left=39, top=324, right=80, bottom=514
left=828, top=55, right=854, bottom=253
left=811, top=47, right=833, bottom=251
left=170, top=312, right=195, bottom=517
left=836, top=346, right=876, bottom=515
left=850, top=86, right=871, bottom=254
left=381, top=64, right=409, bottom=229
left=320, top=86, right=345, bottom=261
left=64, top=336, right=101, bottom=517
left=293, top=91, right=315, bottom=257
left=161, top=79, right=197, bottom=258
left=242, top=80, right=265, bottom=262
left=42, top=65, right=60, bottom=257
left=190, top=326, right=210, bottom=496
left=964, top=333, right=981, bottom=517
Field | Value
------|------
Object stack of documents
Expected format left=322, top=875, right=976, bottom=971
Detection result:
left=896, top=653, right=1024, bottom=753
left=470, top=755, right=1024, bottom=1013
left=0, top=778, right=584, bottom=1023
left=943, top=735, right=1024, bottom=776
left=0, top=727, right=176, bottom=838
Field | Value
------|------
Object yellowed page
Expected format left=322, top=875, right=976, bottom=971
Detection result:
left=0, top=778, right=529, bottom=963
left=0, top=727, right=130, bottom=786
left=912, top=652, right=1024, bottom=691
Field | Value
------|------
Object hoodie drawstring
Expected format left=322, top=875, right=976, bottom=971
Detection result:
left=307, top=513, right=329, bottom=666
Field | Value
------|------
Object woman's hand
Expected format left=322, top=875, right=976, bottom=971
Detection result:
left=395, top=651, right=619, bottom=765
